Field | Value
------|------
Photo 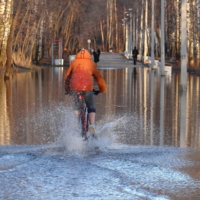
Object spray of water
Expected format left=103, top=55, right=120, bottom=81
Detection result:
left=55, top=112, right=116, bottom=154
left=55, top=109, right=144, bottom=151
left=15, top=99, right=153, bottom=153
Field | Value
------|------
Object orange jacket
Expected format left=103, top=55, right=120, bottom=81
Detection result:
left=65, top=49, right=106, bottom=93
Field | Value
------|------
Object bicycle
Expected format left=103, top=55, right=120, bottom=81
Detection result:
left=74, top=90, right=99, bottom=140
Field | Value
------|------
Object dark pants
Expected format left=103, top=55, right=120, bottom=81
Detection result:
left=73, top=91, right=96, bottom=113
left=133, top=57, right=137, bottom=65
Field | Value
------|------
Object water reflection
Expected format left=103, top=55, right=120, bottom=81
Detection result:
left=0, top=66, right=200, bottom=149
left=180, top=88, right=187, bottom=148
left=159, top=76, right=165, bottom=146
left=150, top=69, right=155, bottom=146
left=102, top=67, right=200, bottom=149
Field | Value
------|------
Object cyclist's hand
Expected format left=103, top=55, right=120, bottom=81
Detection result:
left=93, top=89, right=100, bottom=95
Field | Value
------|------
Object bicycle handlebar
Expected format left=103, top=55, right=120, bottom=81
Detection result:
left=65, top=90, right=100, bottom=95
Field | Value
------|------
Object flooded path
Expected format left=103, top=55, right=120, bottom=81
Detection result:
left=0, top=53, right=200, bottom=199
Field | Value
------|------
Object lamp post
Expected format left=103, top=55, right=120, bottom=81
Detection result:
left=160, top=0, right=165, bottom=75
left=87, top=39, right=91, bottom=51
left=144, top=0, right=148, bottom=64
left=122, top=18, right=128, bottom=53
left=133, top=12, right=136, bottom=48
left=135, top=9, right=139, bottom=49
left=128, top=8, right=133, bottom=55
left=139, top=0, right=144, bottom=61
left=122, top=19, right=126, bottom=51
left=125, top=17, right=128, bottom=52
left=126, top=13, right=131, bottom=55
left=125, top=12, right=132, bottom=55
left=151, top=0, right=155, bottom=68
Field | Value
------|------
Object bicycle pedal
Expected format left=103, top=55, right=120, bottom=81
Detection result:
left=82, top=136, right=88, bottom=141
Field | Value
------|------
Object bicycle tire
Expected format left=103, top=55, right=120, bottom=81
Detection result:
left=76, top=92, right=89, bottom=138
left=80, top=104, right=88, bottom=137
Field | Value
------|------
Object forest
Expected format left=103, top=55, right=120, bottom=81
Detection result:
left=0, top=0, right=200, bottom=79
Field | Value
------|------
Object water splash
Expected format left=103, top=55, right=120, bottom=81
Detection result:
left=54, top=111, right=147, bottom=154
left=56, top=120, right=115, bottom=154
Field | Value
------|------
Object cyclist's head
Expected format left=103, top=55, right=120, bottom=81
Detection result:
left=76, top=49, right=92, bottom=59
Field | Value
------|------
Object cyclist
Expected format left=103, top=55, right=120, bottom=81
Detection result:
left=65, top=48, right=106, bottom=138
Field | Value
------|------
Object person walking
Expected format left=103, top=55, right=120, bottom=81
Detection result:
left=92, top=49, right=100, bottom=63
left=132, top=47, right=138, bottom=65
left=97, top=48, right=101, bottom=59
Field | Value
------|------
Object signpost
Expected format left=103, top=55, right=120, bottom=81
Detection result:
left=87, top=39, right=91, bottom=51
left=51, top=40, right=63, bottom=65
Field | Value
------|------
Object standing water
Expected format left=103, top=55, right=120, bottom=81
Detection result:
left=0, top=53, right=200, bottom=200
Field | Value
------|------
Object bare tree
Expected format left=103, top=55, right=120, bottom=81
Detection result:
left=4, top=0, right=22, bottom=79
left=0, top=0, right=12, bottom=72
left=1, top=0, right=200, bottom=76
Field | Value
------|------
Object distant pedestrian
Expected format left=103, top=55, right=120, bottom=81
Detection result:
left=97, top=48, right=101, bottom=59
left=132, top=47, right=138, bottom=65
left=92, top=49, right=99, bottom=63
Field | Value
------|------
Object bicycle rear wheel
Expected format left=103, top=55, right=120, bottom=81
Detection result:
left=76, top=92, right=89, bottom=138
left=80, top=104, right=88, bottom=138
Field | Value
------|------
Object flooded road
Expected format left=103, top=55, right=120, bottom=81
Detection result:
left=0, top=53, right=200, bottom=199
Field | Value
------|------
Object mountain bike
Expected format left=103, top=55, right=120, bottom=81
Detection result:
left=75, top=90, right=99, bottom=140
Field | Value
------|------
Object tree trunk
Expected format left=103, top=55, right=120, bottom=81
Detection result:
left=4, top=0, right=22, bottom=79
left=0, top=0, right=12, bottom=71
left=100, top=21, right=105, bottom=51
left=139, top=0, right=144, bottom=59
left=106, top=0, right=113, bottom=51
left=114, top=0, right=118, bottom=52
left=175, top=0, right=180, bottom=60
left=106, top=0, right=109, bottom=51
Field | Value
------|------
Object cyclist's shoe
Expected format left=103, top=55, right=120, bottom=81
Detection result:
left=88, top=124, right=98, bottom=139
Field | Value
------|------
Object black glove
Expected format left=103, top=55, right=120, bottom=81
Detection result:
left=93, top=90, right=100, bottom=95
